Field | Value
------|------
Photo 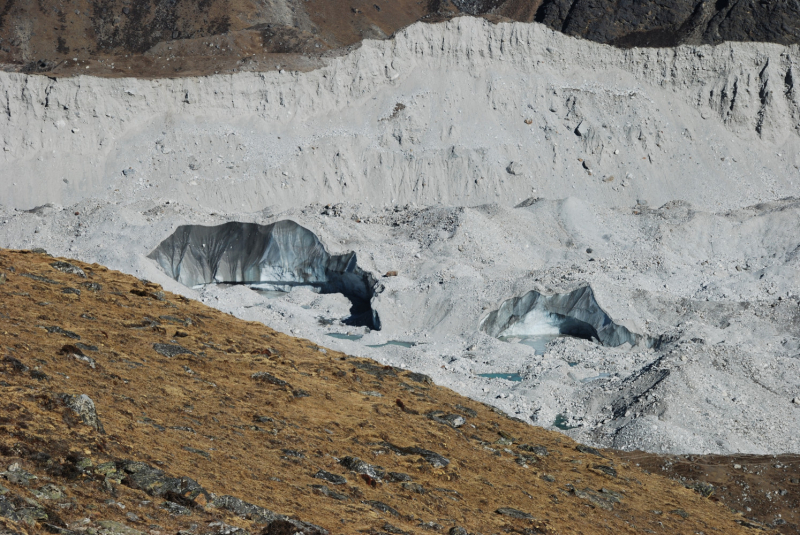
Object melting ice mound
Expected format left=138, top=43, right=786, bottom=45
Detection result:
left=480, top=286, right=644, bottom=348
left=148, top=220, right=380, bottom=329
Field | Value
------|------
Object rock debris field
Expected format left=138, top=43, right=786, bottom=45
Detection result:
left=1, top=18, right=800, bottom=461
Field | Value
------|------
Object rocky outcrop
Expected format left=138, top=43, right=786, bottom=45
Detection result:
left=527, top=0, right=800, bottom=47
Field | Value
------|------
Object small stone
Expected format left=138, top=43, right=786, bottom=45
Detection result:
left=449, top=528, right=467, bottom=535
left=45, top=325, right=80, bottom=339
left=96, top=520, right=144, bottom=535
left=339, top=457, right=385, bottom=480
left=582, top=159, right=593, bottom=170
left=50, top=261, right=86, bottom=278
left=364, top=500, right=399, bottom=516
left=60, top=393, right=105, bottom=433
left=384, top=270, right=399, bottom=277
left=793, top=397, right=800, bottom=404
left=401, top=482, right=425, bottom=494
left=496, top=507, right=533, bottom=519
left=152, top=343, right=194, bottom=358
left=576, top=444, right=605, bottom=458
left=387, top=472, right=412, bottom=482
left=313, top=470, right=346, bottom=485
left=251, top=371, right=290, bottom=388
left=310, top=484, right=349, bottom=501
left=518, top=444, right=548, bottom=456
left=122, top=168, right=135, bottom=176
left=161, top=501, right=192, bottom=515
left=575, top=121, right=591, bottom=137
left=264, top=518, right=328, bottom=535
left=593, top=464, right=617, bottom=477
left=506, top=161, right=523, bottom=175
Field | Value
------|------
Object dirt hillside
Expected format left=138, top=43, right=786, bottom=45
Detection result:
left=0, top=248, right=775, bottom=534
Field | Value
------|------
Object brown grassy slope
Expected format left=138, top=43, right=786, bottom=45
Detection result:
left=0, top=249, right=767, bottom=534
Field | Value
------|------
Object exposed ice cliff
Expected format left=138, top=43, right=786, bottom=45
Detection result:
left=480, top=286, right=645, bottom=348
left=149, top=220, right=380, bottom=328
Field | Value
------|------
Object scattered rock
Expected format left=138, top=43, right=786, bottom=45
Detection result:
left=122, top=168, right=135, bottom=177
left=506, top=161, right=523, bottom=175
left=449, top=528, right=467, bottom=535
left=569, top=486, right=621, bottom=511
left=404, top=371, right=431, bottom=384
left=96, top=520, right=143, bottom=535
left=264, top=517, right=329, bottom=535
left=496, top=507, right=533, bottom=519
left=161, top=500, right=191, bottom=515
left=518, top=444, right=548, bottom=456
left=592, top=464, right=617, bottom=477
left=58, top=344, right=96, bottom=368
left=50, top=261, right=86, bottom=278
left=363, top=500, right=399, bottom=516
left=30, top=485, right=63, bottom=501
left=515, top=197, right=540, bottom=208
left=22, top=273, right=60, bottom=284
left=61, top=287, right=81, bottom=296
left=59, top=393, right=104, bottom=433
left=313, top=470, right=346, bottom=485
left=454, top=404, right=477, bottom=417
left=1, top=469, right=37, bottom=487
left=386, top=472, right=412, bottom=482
left=401, top=482, right=425, bottom=494
left=575, top=121, right=590, bottom=137
left=152, top=343, right=194, bottom=358
left=379, top=443, right=450, bottom=468
left=212, top=495, right=278, bottom=523
left=339, top=457, right=385, bottom=480
left=686, top=481, right=714, bottom=497
left=427, top=411, right=466, bottom=428
left=45, top=326, right=80, bottom=339
left=576, top=444, right=606, bottom=458
left=353, top=361, right=397, bottom=379
left=251, top=371, right=290, bottom=388
left=310, top=484, right=349, bottom=501
left=117, top=461, right=209, bottom=506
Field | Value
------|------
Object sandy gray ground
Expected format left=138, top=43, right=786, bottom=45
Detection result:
left=1, top=18, right=799, bottom=455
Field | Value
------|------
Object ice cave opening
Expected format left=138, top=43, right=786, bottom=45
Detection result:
left=480, top=286, right=645, bottom=352
left=148, top=220, right=380, bottom=329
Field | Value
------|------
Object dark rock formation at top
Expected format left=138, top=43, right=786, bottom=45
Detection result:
left=498, top=0, right=800, bottom=47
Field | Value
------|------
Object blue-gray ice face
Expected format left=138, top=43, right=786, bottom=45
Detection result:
left=148, top=220, right=380, bottom=329
left=482, top=286, right=644, bottom=348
